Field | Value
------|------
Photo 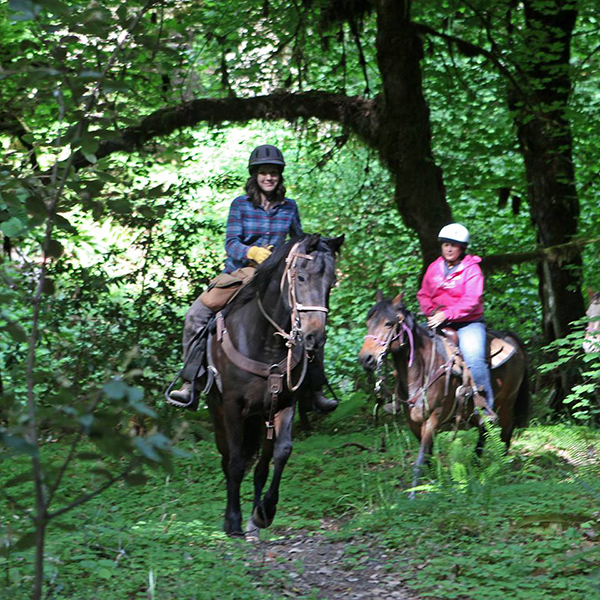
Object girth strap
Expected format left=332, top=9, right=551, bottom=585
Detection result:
left=215, top=311, right=303, bottom=378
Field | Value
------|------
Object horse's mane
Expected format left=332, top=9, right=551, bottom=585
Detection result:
left=402, top=305, right=432, bottom=341
left=221, top=233, right=341, bottom=319
left=366, top=300, right=390, bottom=321
left=367, top=297, right=432, bottom=341
left=222, top=236, right=305, bottom=317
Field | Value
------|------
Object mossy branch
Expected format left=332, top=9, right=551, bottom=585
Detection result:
left=482, top=237, right=600, bottom=272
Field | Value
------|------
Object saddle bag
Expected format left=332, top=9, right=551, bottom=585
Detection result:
left=199, top=266, right=256, bottom=311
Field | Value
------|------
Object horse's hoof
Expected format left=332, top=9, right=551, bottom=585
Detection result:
left=252, top=505, right=274, bottom=529
left=224, top=520, right=245, bottom=538
left=245, top=517, right=260, bottom=541
left=228, top=530, right=245, bottom=538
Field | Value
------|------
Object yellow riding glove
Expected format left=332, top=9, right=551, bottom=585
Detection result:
left=247, top=245, right=272, bottom=264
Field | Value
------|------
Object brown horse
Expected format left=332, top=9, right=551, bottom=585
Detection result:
left=358, top=292, right=529, bottom=496
left=203, top=234, right=343, bottom=536
left=584, top=290, right=600, bottom=354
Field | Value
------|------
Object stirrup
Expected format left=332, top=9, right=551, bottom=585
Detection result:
left=472, top=388, right=498, bottom=425
left=474, top=405, right=498, bottom=426
left=165, top=378, right=197, bottom=410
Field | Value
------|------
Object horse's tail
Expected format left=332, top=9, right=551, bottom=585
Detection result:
left=514, top=365, right=530, bottom=428
left=507, top=332, right=530, bottom=428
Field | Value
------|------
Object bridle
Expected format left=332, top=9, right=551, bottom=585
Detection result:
left=364, top=311, right=414, bottom=415
left=236, top=239, right=332, bottom=439
left=256, top=241, right=330, bottom=388
left=365, top=313, right=415, bottom=370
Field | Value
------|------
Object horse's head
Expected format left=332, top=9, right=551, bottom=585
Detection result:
left=359, top=290, right=412, bottom=371
left=283, top=234, right=344, bottom=353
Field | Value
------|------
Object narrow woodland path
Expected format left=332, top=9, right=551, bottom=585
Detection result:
left=247, top=520, right=418, bottom=599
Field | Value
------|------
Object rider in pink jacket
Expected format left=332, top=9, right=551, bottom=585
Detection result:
left=417, top=223, right=494, bottom=416
left=417, top=254, right=484, bottom=323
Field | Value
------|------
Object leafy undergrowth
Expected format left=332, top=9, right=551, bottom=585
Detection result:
left=1, top=404, right=599, bottom=599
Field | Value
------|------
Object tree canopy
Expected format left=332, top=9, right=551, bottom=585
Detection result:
left=2, top=1, right=600, bottom=597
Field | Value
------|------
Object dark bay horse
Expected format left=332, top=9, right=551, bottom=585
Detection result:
left=358, top=292, right=529, bottom=495
left=204, top=234, right=343, bottom=536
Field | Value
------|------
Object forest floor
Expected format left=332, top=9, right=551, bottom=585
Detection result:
left=248, top=519, right=417, bottom=599
left=1, top=417, right=599, bottom=600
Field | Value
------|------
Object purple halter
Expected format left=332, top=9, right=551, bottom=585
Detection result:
left=365, top=321, right=414, bottom=367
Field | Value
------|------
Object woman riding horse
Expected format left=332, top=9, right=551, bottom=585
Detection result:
left=207, top=234, right=343, bottom=536
left=168, top=144, right=337, bottom=413
left=359, top=291, right=529, bottom=495
left=417, top=223, right=495, bottom=419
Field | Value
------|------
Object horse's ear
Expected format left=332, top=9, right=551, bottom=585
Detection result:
left=325, top=234, right=345, bottom=254
left=392, top=292, right=404, bottom=308
left=376, top=289, right=384, bottom=302
left=587, top=287, right=596, bottom=301
left=304, top=233, right=321, bottom=253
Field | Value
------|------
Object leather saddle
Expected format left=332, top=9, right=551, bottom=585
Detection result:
left=439, top=328, right=517, bottom=374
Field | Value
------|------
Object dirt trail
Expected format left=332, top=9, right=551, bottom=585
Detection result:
left=248, top=521, right=418, bottom=599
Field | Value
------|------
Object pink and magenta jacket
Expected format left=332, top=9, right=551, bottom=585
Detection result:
left=417, top=254, right=485, bottom=323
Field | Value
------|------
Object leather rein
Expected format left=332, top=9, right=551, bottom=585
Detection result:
left=369, top=314, right=480, bottom=426
left=215, top=241, right=330, bottom=438
left=368, top=316, right=456, bottom=419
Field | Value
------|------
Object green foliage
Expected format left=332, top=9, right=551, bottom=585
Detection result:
left=539, top=317, right=600, bottom=423
left=1, top=423, right=598, bottom=599
left=2, top=0, right=600, bottom=596
left=342, top=424, right=600, bottom=600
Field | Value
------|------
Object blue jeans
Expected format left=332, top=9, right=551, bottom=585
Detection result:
left=454, top=321, right=494, bottom=408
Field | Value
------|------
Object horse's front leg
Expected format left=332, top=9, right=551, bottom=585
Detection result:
left=410, top=411, right=440, bottom=499
left=245, top=436, right=274, bottom=537
left=252, top=405, right=294, bottom=529
left=223, top=407, right=246, bottom=537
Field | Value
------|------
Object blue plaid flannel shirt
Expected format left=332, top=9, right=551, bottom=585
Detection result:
left=224, top=195, right=304, bottom=273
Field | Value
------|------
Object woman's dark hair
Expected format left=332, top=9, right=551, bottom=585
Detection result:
left=245, top=171, right=286, bottom=207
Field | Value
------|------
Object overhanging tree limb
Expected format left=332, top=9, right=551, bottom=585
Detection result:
left=482, top=237, right=600, bottom=272
left=413, top=22, right=530, bottom=105
left=71, top=92, right=379, bottom=171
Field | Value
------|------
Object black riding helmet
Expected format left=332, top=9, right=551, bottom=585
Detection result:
left=248, top=144, right=285, bottom=173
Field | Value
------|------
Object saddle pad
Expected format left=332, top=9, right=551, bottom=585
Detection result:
left=438, top=332, right=517, bottom=370
left=489, top=336, right=517, bottom=369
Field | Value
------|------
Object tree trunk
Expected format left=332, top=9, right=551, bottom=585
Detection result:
left=374, top=0, right=451, bottom=266
left=33, top=520, right=47, bottom=600
left=509, top=0, right=584, bottom=410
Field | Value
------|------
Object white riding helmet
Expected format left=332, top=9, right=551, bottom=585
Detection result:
left=438, top=223, right=470, bottom=245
